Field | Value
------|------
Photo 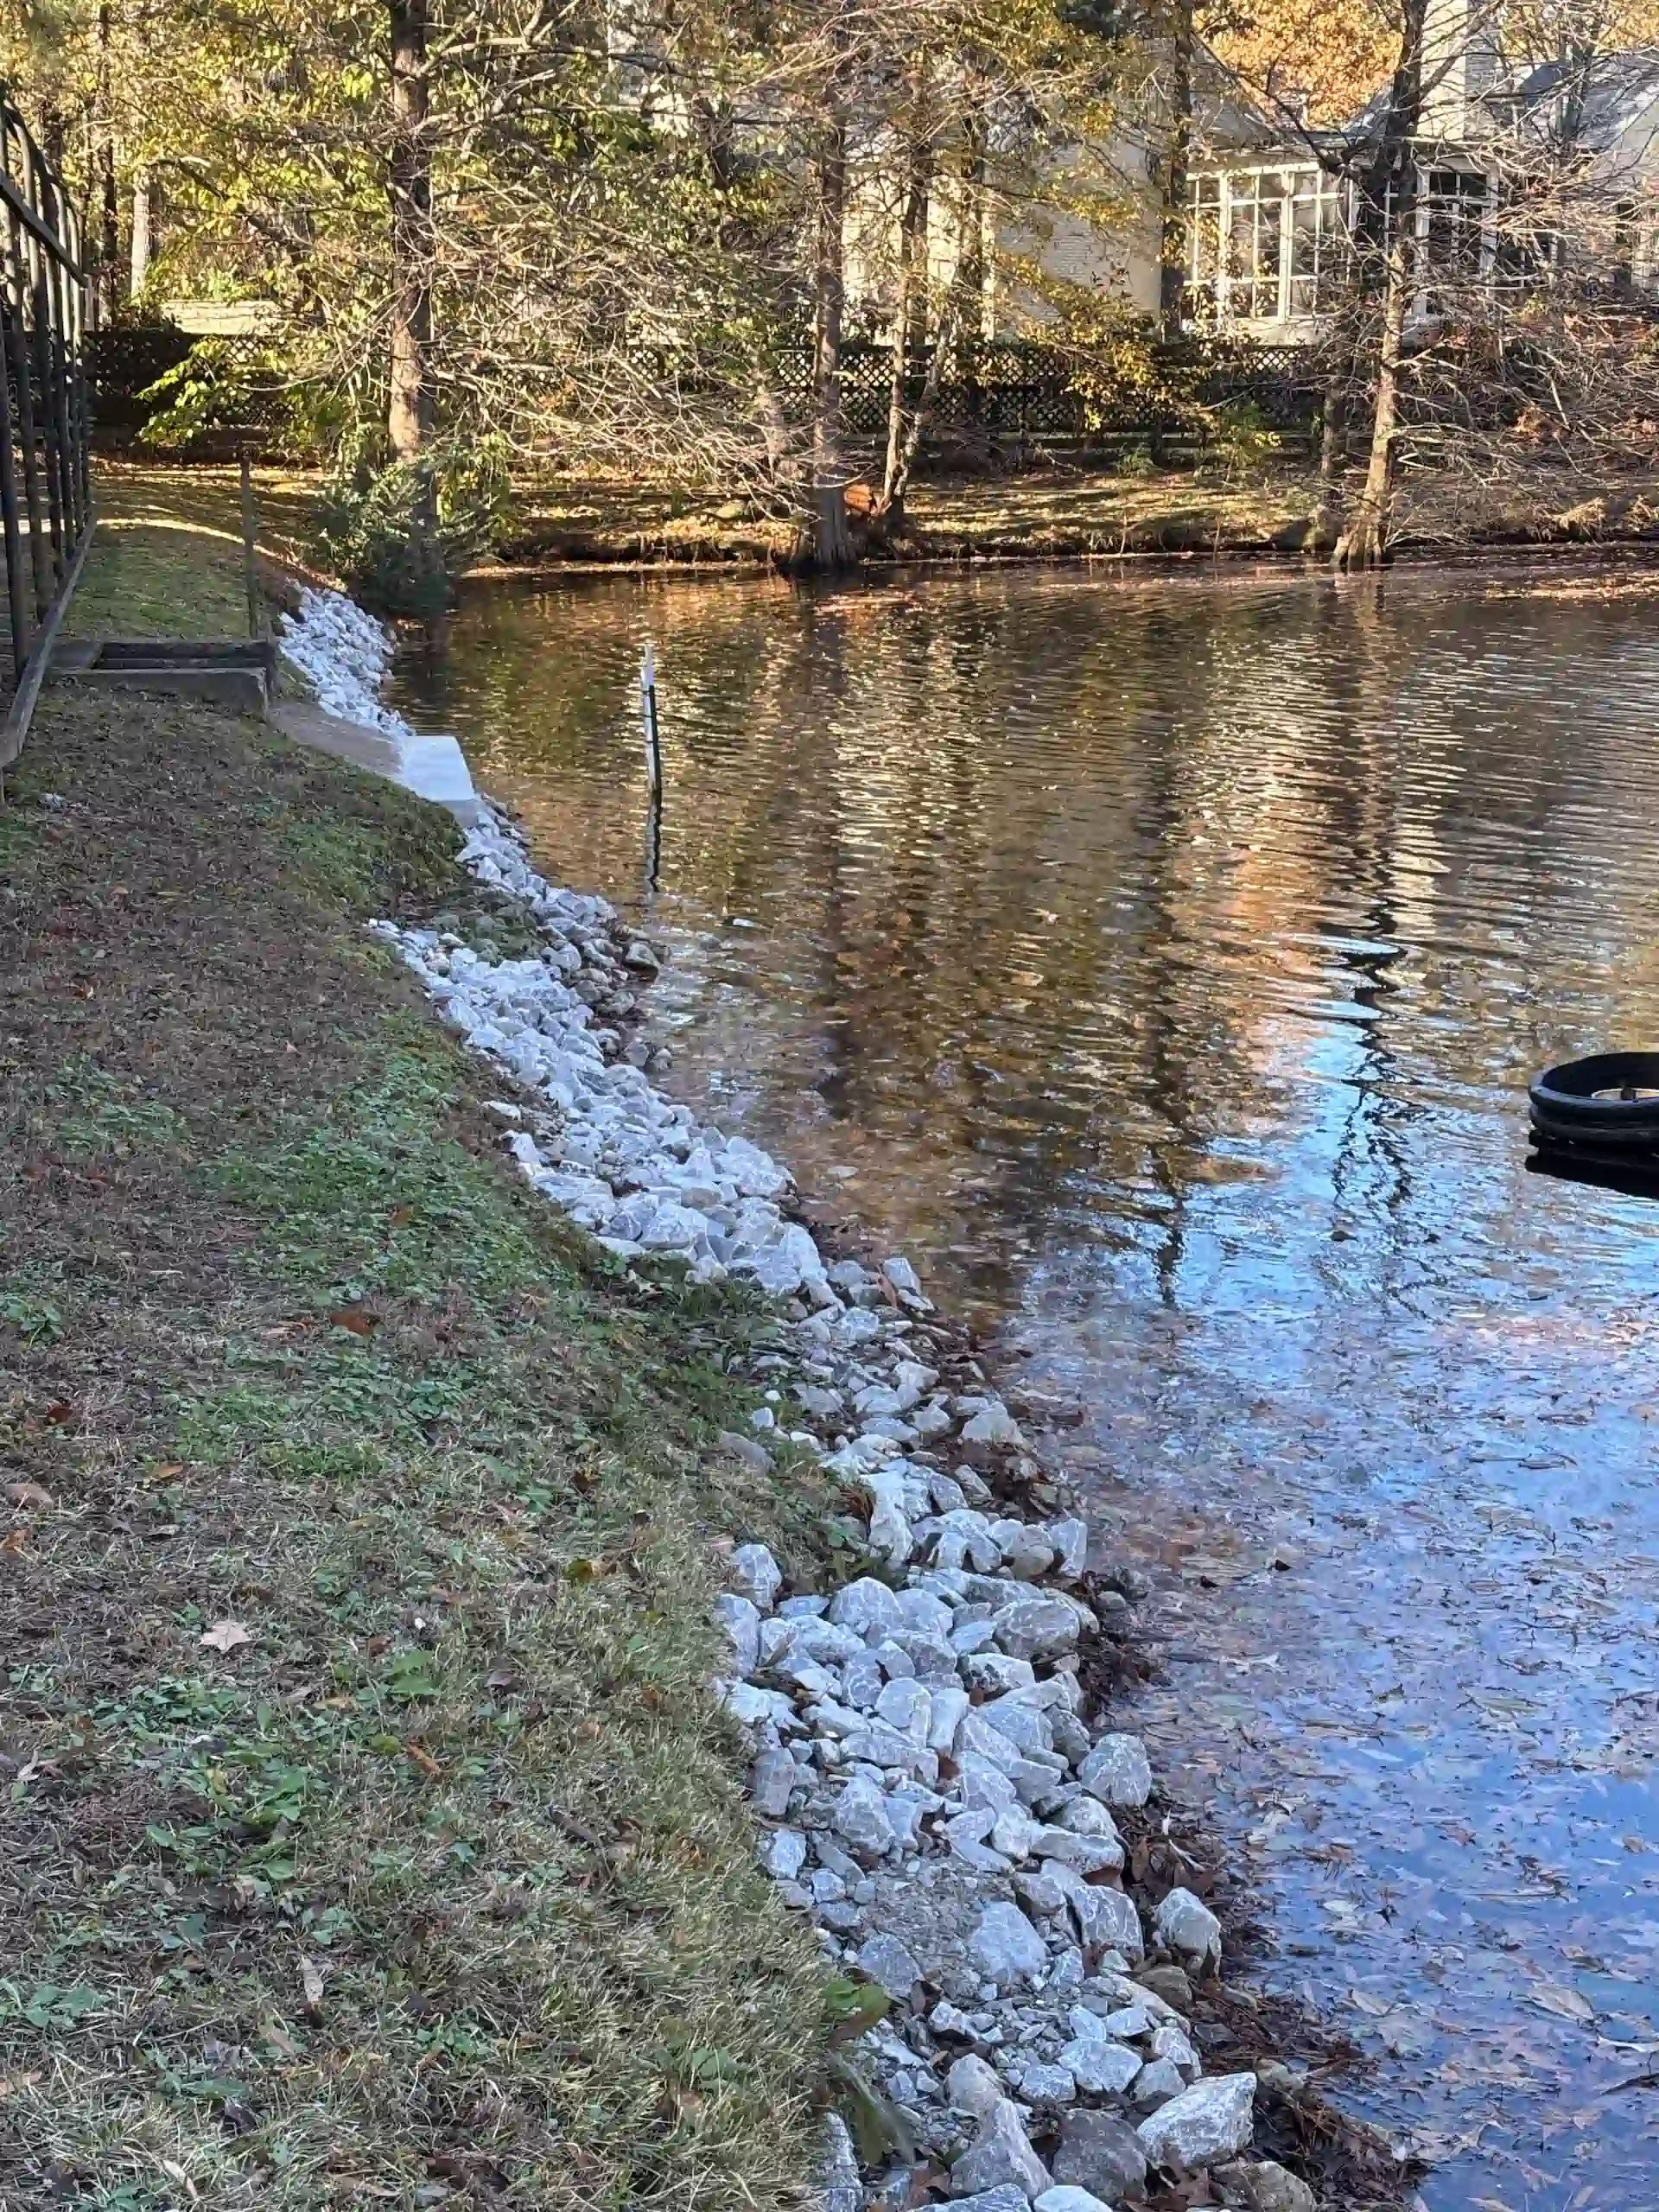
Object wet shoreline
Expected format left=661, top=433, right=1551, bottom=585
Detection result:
left=391, top=559, right=1659, bottom=2209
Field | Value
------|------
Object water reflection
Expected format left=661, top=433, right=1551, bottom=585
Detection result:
left=394, top=564, right=1659, bottom=2209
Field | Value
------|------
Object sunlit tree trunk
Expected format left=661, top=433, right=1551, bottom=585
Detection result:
left=880, top=74, right=932, bottom=530
left=129, top=168, right=151, bottom=298
left=1160, top=0, right=1194, bottom=340
left=810, top=102, right=855, bottom=569
left=388, top=0, right=433, bottom=462
left=94, top=3, right=119, bottom=327
left=1333, top=222, right=1413, bottom=570
left=1333, top=0, right=1427, bottom=571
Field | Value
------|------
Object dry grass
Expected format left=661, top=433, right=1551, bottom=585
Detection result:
left=88, top=454, right=1659, bottom=587
left=0, top=679, right=836, bottom=2211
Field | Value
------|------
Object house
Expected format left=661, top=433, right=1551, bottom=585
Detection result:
left=1180, top=0, right=1659, bottom=339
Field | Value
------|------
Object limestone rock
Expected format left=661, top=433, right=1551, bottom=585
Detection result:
left=1137, top=2074, right=1256, bottom=2171
left=991, top=1594, right=1083, bottom=1662
left=1133, top=2059, right=1185, bottom=2109
left=831, top=1776, right=896, bottom=1858
left=760, top=1827, right=807, bottom=1880
left=818, top=2112, right=861, bottom=2212
left=750, top=1748, right=798, bottom=1818
left=967, top=1900, right=1049, bottom=1986
left=855, top=1930, right=922, bottom=2000
left=715, top=1592, right=761, bottom=1677
left=1052, top=2109, right=1148, bottom=2203
left=945, top=2052, right=1006, bottom=2119
left=1077, top=1733, right=1153, bottom=1809
left=730, top=1542, right=783, bottom=1612
left=1154, top=1886, right=1223, bottom=1971
left=827, top=1575, right=903, bottom=1641
left=1060, top=2037, right=1141, bottom=2094
left=947, top=2096, right=1051, bottom=2199
left=1212, top=2159, right=1318, bottom=2212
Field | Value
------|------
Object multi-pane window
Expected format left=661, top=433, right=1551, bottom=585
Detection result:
left=1185, top=165, right=1345, bottom=325
left=1186, top=162, right=1497, bottom=325
left=1290, top=171, right=1344, bottom=315
left=1188, top=173, right=1223, bottom=294
left=1421, top=168, right=1489, bottom=304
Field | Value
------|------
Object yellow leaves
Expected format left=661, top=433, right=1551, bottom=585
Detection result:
left=1212, top=0, right=1395, bottom=128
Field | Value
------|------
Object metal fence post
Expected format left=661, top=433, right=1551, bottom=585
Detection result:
left=0, top=89, right=93, bottom=766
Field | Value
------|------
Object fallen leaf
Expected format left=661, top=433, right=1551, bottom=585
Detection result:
left=41, top=1402, right=77, bottom=1427
left=404, top=1741, right=442, bottom=1779
left=327, top=1306, right=379, bottom=1336
left=200, top=1619, right=254, bottom=1655
left=1532, top=1983, right=1596, bottom=2024
left=299, top=1956, right=326, bottom=2014
left=7, top=1484, right=52, bottom=1510
left=0, top=1530, right=28, bottom=1556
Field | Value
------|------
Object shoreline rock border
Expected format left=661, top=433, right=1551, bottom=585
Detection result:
left=278, top=588, right=1328, bottom=2212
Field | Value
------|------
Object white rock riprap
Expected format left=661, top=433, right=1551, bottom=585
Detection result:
left=280, top=588, right=482, bottom=817
left=290, top=588, right=1308, bottom=2212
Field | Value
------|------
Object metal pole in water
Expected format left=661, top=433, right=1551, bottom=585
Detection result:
left=640, top=640, right=662, bottom=797
left=639, top=640, right=663, bottom=893
left=239, top=450, right=263, bottom=641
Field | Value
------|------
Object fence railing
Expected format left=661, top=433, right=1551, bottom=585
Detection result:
left=1, top=92, right=92, bottom=759
left=87, top=325, right=1322, bottom=467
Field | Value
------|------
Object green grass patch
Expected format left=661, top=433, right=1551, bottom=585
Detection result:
left=0, top=678, right=837, bottom=2209
left=66, top=518, right=255, bottom=640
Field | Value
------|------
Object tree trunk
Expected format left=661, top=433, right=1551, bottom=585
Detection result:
left=129, top=168, right=151, bottom=299
left=1310, top=337, right=1351, bottom=549
left=94, top=3, right=119, bottom=328
left=956, top=89, right=988, bottom=441
left=809, top=104, right=854, bottom=570
left=1332, top=242, right=1410, bottom=569
left=1332, top=0, right=1427, bottom=570
left=880, top=86, right=932, bottom=529
left=1160, top=0, right=1194, bottom=341
left=388, top=0, right=433, bottom=463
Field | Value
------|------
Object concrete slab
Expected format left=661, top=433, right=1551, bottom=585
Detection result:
left=270, top=702, right=482, bottom=826
left=54, top=638, right=276, bottom=716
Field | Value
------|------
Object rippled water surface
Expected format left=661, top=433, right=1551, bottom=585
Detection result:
left=394, top=564, right=1659, bottom=2209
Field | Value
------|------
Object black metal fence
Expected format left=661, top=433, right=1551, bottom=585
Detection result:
left=87, top=324, right=1320, bottom=468
left=779, top=339, right=1322, bottom=461
left=0, top=94, right=91, bottom=757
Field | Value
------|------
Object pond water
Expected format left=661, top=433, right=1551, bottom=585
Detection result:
left=393, top=563, right=1659, bottom=2210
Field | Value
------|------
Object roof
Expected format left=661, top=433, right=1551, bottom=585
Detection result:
left=1506, top=48, right=1659, bottom=153
left=1194, top=44, right=1659, bottom=172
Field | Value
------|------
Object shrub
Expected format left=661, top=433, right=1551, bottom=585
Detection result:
left=311, top=432, right=513, bottom=622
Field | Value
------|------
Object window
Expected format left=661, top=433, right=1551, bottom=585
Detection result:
left=1421, top=168, right=1488, bottom=300
left=1186, top=165, right=1346, bottom=325
left=1188, top=173, right=1222, bottom=294
left=1224, top=172, right=1282, bottom=319
left=1289, top=171, right=1345, bottom=315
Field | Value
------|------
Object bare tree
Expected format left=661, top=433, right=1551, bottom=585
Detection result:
left=1333, top=0, right=1427, bottom=569
left=388, top=0, right=433, bottom=461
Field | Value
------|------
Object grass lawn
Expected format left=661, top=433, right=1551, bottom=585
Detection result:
left=1, top=540, right=838, bottom=2208
left=92, top=453, right=1659, bottom=590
